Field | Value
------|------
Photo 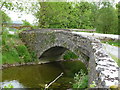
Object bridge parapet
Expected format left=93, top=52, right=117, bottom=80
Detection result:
left=19, top=29, right=119, bottom=88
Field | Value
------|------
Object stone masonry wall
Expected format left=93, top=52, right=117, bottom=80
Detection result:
left=19, top=29, right=119, bottom=88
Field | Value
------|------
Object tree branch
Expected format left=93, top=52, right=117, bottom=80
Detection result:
left=0, top=2, right=5, bottom=10
left=44, top=72, right=63, bottom=89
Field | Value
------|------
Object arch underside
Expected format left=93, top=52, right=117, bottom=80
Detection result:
left=39, top=46, right=67, bottom=61
left=39, top=46, right=89, bottom=67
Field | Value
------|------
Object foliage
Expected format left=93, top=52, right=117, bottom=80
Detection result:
left=89, top=81, right=96, bottom=88
left=1, top=0, right=119, bottom=34
left=35, top=1, right=118, bottom=34
left=2, top=28, right=35, bottom=64
left=63, top=50, right=78, bottom=60
left=20, top=20, right=33, bottom=30
left=73, top=70, right=88, bottom=88
left=94, top=2, right=118, bottom=34
left=0, top=0, right=36, bottom=13
left=1, top=10, right=11, bottom=24
left=36, top=2, right=94, bottom=29
left=101, top=40, right=120, bottom=47
left=0, top=0, right=14, bottom=10
left=22, top=20, right=31, bottom=26
left=15, top=45, right=32, bottom=63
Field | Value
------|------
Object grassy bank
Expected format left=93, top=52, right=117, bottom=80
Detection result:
left=101, top=40, right=120, bottom=67
left=101, top=40, right=120, bottom=47
left=2, top=29, right=36, bottom=64
left=109, top=54, right=120, bottom=67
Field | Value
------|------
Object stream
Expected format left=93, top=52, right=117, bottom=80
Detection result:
left=1, top=60, right=87, bottom=89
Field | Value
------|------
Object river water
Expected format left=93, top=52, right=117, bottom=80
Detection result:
left=1, top=60, right=87, bottom=89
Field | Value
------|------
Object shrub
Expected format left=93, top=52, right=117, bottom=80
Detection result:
left=73, top=70, right=88, bottom=88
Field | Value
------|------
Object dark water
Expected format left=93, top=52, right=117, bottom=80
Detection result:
left=1, top=60, right=87, bottom=89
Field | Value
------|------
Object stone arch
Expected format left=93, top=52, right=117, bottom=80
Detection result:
left=39, top=46, right=67, bottom=61
left=19, top=29, right=119, bottom=88
left=39, top=44, right=89, bottom=66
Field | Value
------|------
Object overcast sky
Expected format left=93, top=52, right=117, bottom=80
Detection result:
left=4, top=0, right=119, bottom=25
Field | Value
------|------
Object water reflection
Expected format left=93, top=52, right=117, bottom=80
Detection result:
left=1, top=60, right=87, bottom=88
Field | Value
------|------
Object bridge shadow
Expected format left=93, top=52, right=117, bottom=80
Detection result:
left=39, top=46, right=89, bottom=67
left=39, top=46, right=68, bottom=61
left=39, top=45, right=88, bottom=77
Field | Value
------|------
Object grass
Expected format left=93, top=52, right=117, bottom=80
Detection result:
left=102, top=39, right=120, bottom=67
left=102, top=40, right=120, bottom=67
left=101, top=40, right=120, bottom=47
left=15, top=45, right=32, bottom=63
left=109, top=54, right=120, bottom=67
left=2, top=28, right=36, bottom=64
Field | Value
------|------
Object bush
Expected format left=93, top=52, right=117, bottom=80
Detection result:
left=73, top=70, right=88, bottom=88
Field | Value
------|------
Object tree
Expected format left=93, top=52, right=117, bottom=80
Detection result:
left=1, top=10, right=11, bottom=24
left=36, top=2, right=73, bottom=28
left=36, top=2, right=95, bottom=29
left=116, top=2, right=120, bottom=34
left=73, top=2, right=95, bottom=29
left=95, top=2, right=118, bottom=34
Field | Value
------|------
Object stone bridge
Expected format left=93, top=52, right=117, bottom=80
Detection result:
left=19, top=29, right=119, bottom=88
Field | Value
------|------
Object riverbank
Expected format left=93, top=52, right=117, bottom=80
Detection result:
left=1, top=59, right=79, bottom=70
left=2, top=29, right=37, bottom=65
left=1, top=61, right=49, bottom=70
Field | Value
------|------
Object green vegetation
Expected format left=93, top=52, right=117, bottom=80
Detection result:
left=1, top=0, right=119, bottom=89
left=101, top=40, right=120, bottom=47
left=2, top=28, right=36, bottom=64
left=109, top=54, right=120, bottom=67
left=36, top=2, right=118, bottom=34
left=1, top=0, right=119, bottom=35
left=90, top=81, right=96, bottom=88
left=73, top=70, right=88, bottom=88
left=63, top=50, right=78, bottom=60
left=22, top=20, right=31, bottom=26
left=1, top=0, right=119, bottom=34
left=1, top=10, right=11, bottom=24
left=102, top=40, right=120, bottom=66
